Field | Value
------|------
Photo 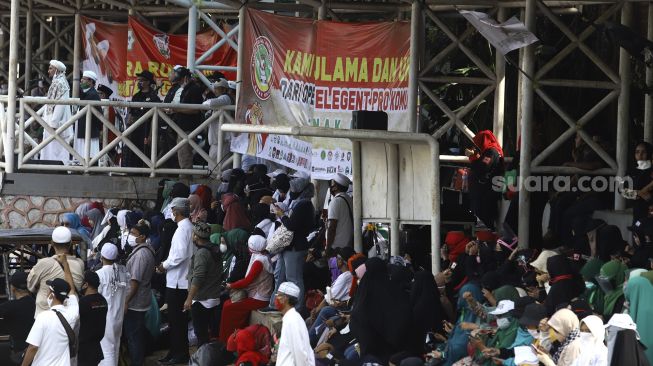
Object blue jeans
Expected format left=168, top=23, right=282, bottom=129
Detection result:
left=308, top=306, right=339, bottom=346
left=269, top=249, right=307, bottom=309
left=124, top=310, right=147, bottom=366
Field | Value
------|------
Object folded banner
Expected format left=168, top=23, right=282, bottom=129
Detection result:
left=235, top=8, right=411, bottom=179
left=459, top=10, right=538, bottom=55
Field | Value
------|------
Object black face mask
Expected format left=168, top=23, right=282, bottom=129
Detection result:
left=595, top=275, right=614, bottom=293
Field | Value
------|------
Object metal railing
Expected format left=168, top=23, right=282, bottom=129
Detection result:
left=0, top=96, right=235, bottom=177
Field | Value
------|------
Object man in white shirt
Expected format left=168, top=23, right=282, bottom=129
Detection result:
left=97, top=243, right=130, bottom=366
left=203, top=79, right=233, bottom=173
left=156, top=197, right=194, bottom=364
left=275, top=282, right=315, bottom=366
left=23, top=255, right=80, bottom=366
left=327, top=173, right=354, bottom=252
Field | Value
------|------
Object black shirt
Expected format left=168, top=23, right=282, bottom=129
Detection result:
left=174, top=81, right=204, bottom=132
left=78, top=293, right=108, bottom=365
left=78, top=87, right=102, bottom=138
left=0, top=295, right=35, bottom=351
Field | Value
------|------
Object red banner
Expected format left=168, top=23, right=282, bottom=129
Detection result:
left=234, top=9, right=410, bottom=178
left=80, top=16, right=237, bottom=100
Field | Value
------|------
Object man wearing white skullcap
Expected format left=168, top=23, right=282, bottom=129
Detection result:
left=74, top=70, right=102, bottom=161
left=96, top=242, right=129, bottom=366
left=27, top=226, right=85, bottom=317
left=276, top=282, right=315, bottom=366
left=326, top=172, right=354, bottom=251
left=40, top=60, right=73, bottom=163
left=203, top=78, right=234, bottom=174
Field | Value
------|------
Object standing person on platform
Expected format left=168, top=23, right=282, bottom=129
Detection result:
left=40, top=60, right=73, bottom=163
left=77, top=271, right=108, bottom=366
left=275, top=282, right=315, bottom=366
left=156, top=197, right=194, bottom=364
left=74, top=70, right=102, bottom=161
left=171, top=67, right=204, bottom=169
left=203, top=79, right=233, bottom=173
left=124, top=222, right=156, bottom=366
left=124, top=70, right=160, bottom=168
left=327, top=173, right=354, bottom=252
left=22, top=255, right=79, bottom=366
left=27, top=226, right=84, bottom=318
left=96, top=243, right=129, bottom=366
left=465, top=130, right=504, bottom=230
left=0, top=272, right=35, bottom=365
left=160, top=65, right=184, bottom=169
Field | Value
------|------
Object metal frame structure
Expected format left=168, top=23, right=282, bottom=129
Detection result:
left=0, top=0, right=652, bottom=273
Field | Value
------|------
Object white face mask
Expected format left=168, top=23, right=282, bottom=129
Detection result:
left=638, top=160, right=652, bottom=170
left=497, top=317, right=511, bottom=329
left=47, top=293, right=54, bottom=308
left=220, top=243, right=228, bottom=253
left=527, top=329, right=539, bottom=338
left=127, top=234, right=137, bottom=247
left=579, top=332, right=594, bottom=343
left=539, top=330, right=553, bottom=351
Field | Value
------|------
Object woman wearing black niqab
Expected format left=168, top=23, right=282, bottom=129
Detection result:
left=543, top=255, right=585, bottom=315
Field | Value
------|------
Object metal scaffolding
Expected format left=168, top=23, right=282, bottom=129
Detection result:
left=0, top=0, right=652, bottom=271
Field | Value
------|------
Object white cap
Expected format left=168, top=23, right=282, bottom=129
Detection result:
left=228, top=80, right=237, bottom=90
left=52, top=226, right=72, bottom=244
left=267, top=168, right=286, bottom=178
left=278, top=282, right=300, bottom=298
left=170, top=197, right=190, bottom=209
left=101, top=243, right=118, bottom=261
left=290, top=171, right=310, bottom=179
left=332, top=173, right=351, bottom=187
left=50, top=60, right=66, bottom=72
left=82, top=70, right=97, bottom=81
left=213, top=79, right=229, bottom=89
left=489, top=300, right=515, bottom=316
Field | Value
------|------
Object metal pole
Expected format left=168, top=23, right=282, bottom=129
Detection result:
left=431, top=140, right=440, bottom=274
left=616, top=1, right=632, bottom=210
left=5, top=0, right=18, bottom=173
left=388, top=144, right=400, bottom=256
left=72, top=4, right=81, bottom=98
left=187, top=5, right=197, bottom=72
left=24, top=0, right=33, bottom=93
left=407, top=0, right=421, bottom=132
left=353, top=141, right=363, bottom=253
left=645, top=2, right=653, bottom=143
left=54, top=18, right=60, bottom=64
left=493, top=7, right=506, bottom=146
left=517, top=0, right=536, bottom=248
left=233, top=4, right=246, bottom=168
left=318, top=0, right=326, bottom=19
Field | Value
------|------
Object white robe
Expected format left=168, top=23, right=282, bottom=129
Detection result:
left=41, top=101, right=73, bottom=163
left=277, top=308, right=315, bottom=366
left=97, top=264, right=130, bottom=366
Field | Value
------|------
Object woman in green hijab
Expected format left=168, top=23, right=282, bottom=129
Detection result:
left=580, top=257, right=605, bottom=315
left=625, top=274, right=653, bottom=363
left=222, top=228, right=251, bottom=283
left=598, top=259, right=627, bottom=319
left=470, top=300, right=520, bottom=366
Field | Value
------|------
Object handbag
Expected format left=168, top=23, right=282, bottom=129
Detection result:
left=229, top=288, right=248, bottom=303
left=266, top=224, right=294, bottom=255
left=53, top=309, right=78, bottom=357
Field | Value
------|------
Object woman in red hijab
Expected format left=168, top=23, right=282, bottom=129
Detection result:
left=465, top=130, right=504, bottom=230
left=222, top=193, right=251, bottom=231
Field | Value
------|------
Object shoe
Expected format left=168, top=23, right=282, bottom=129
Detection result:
left=258, top=306, right=280, bottom=314
left=159, top=355, right=190, bottom=365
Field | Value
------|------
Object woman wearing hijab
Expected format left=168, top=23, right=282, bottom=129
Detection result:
left=570, top=315, right=608, bottom=366
left=188, top=194, right=208, bottom=223
left=195, top=185, right=215, bottom=223
left=535, top=309, right=582, bottom=366
left=350, top=258, right=412, bottom=364
left=466, top=130, right=504, bottom=230
left=218, top=233, right=273, bottom=342
left=223, top=228, right=251, bottom=283
left=86, top=208, right=105, bottom=240
left=598, top=259, right=627, bottom=319
left=440, top=282, right=484, bottom=366
left=543, top=255, right=585, bottom=315
left=579, top=257, right=605, bottom=315
left=62, top=212, right=91, bottom=261
left=631, top=141, right=653, bottom=224
left=162, top=182, right=190, bottom=220
left=624, top=274, right=653, bottom=363
left=222, top=193, right=251, bottom=231
left=159, top=180, right=177, bottom=213
left=75, top=202, right=92, bottom=220
left=148, top=213, right=164, bottom=252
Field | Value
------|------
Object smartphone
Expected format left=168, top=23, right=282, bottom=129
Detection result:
left=450, top=262, right=458, bottom=270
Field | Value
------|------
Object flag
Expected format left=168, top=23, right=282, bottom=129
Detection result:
left=460, top=10, right=538, bottom=55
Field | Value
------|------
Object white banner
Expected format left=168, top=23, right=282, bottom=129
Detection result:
left=460, top=11, right=538, bottom=55
left=257, top=135, right=312, bottom=173
left=311, top=147, right=353, bottom=180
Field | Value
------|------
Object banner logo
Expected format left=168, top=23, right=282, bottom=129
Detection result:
left=251, top=36, right=274, bottom=100
left=153, top=34, right=171, bottom=59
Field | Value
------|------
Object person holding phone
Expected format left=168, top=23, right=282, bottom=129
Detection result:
left=533, top=309, right=582, bottom=366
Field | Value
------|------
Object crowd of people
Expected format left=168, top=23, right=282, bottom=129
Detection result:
left=36, top=59, right=234, bottom=170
